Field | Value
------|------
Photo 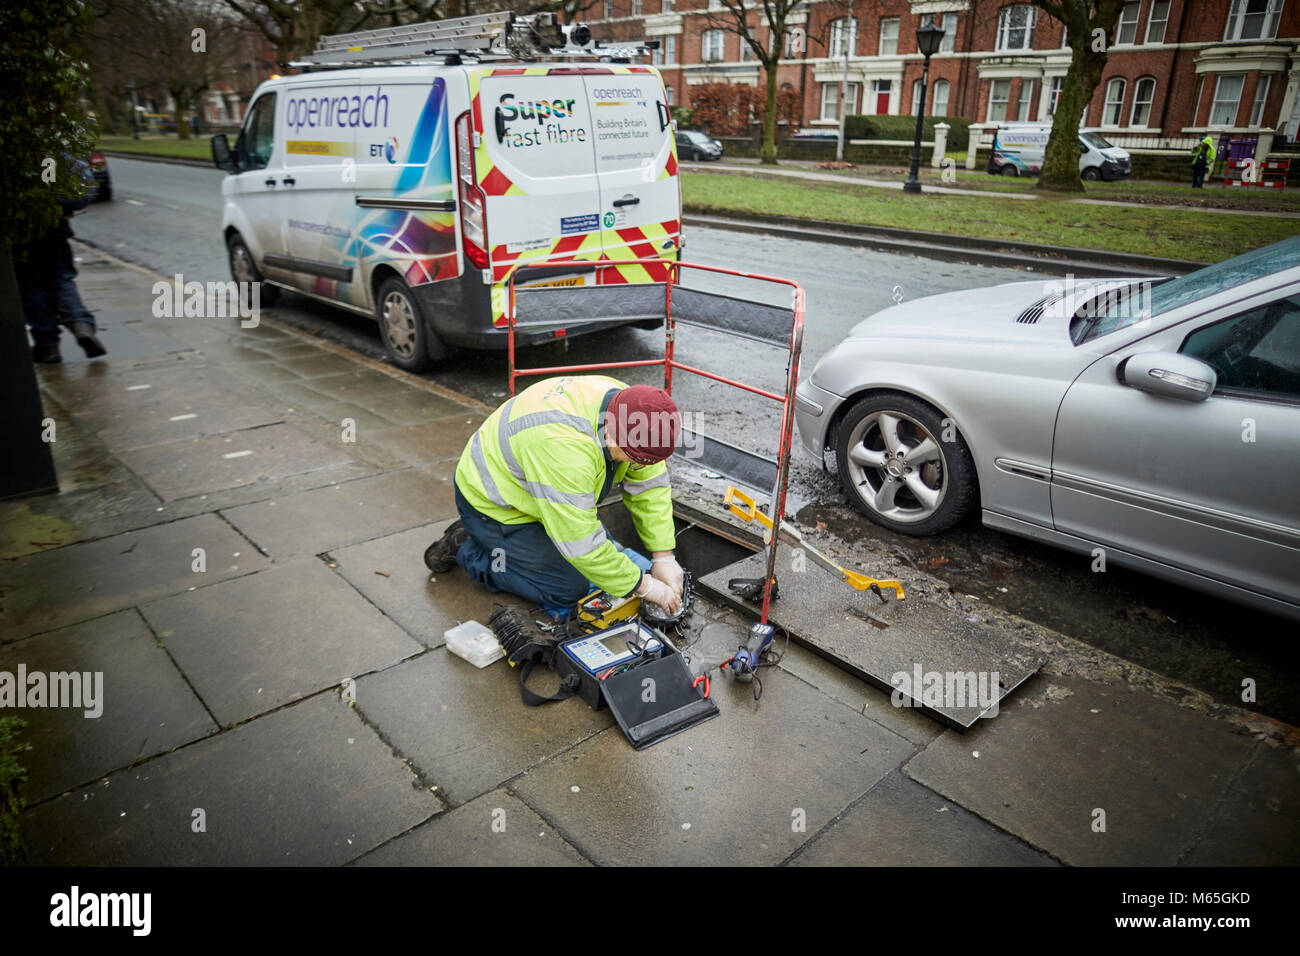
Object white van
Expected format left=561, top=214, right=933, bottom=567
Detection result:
left=986, top=123, right=1132, bottom=181
left=211, top=14, right=681, bottom=371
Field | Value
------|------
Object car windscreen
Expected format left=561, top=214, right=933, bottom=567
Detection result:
left=1072, top=236, right=1300, bottom=344
left=681, top=130, right=709, bottom=143
left=1080, top=131, right=1113, bottom=150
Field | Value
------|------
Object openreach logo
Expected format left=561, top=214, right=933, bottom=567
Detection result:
left=152, top=274, right=260, bottom=328
left=0, top=665, right=103, bottom=718
left=50, top=886, right=151, bottom=936
left=891, top=665, right=1000, bottom=718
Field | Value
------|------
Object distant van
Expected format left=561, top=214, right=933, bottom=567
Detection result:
left=987, top=123, right=1132, bottom=181
left=211, top=18, right=680, bottom=371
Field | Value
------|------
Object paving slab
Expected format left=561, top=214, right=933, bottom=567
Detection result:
left=352, top=789, right=589, bottom=866
left=221, top=467, right=456, bottom=559
left=1184, top=741, right=1300, bottom=866
left=353, top=649, right=613, bottom=807
left=0, top=513, right=268, bottom=640
left=140, top=558, right=424, bottom=726
left=283, top=371, right=468, bottom=424
left=0, top=610, right=217, bottom=803
left=699, top=552, right=1043, bottom=728
left=118, top=422, right=355, bottom=501
left=19, top=693, right=437, bottom=865
left=904, top=673, right=1263, bottom=866
left=359, top=414, right=484, bottom=466
left=792, top=771, right=1057, bottom=866
left=512, top=663, right=915, bottom=866
left=93, top=391, right=285, bottom=452
left=330, top=521, right=530, bottom=648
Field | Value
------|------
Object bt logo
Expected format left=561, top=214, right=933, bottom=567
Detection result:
left=369, top=137, right=399, bottom=163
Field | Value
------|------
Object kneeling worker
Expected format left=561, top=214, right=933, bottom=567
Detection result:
left=425, top=375, right=684, bottom=617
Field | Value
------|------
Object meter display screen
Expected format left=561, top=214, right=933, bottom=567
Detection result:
left=599, top=634, right=629, bottom=654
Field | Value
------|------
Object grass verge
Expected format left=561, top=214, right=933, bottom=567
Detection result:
left=97, top=135, right=212, bottom=161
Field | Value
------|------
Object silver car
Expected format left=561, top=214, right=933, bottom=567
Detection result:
left=796, top=236, right=1300, bottom=621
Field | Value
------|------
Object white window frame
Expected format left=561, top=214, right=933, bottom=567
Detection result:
left=829, top=17, right=858, bottom=59
left=932, top=78, right=950, bottom=116
left=666, top=85, right=674, bottom=106
left=996, top=4, right=1037, bottom=51
left=911, top=79, right=923, bottom=115
left=1249, top=74, right=1273, bottom=127
left=936, top=14, right=956, bottom=53
left=1047, top=75, right=1064, bottom=116
left=1115, top=2, right=1140, bottom=45
left=1103, top=77, right=1126, bottom=126
left=987, top=78, right=1011, bottom=121
left=1130, top=77, right=1156, bottom=126
left=662, top=0, right=674, bottom=11
left=603, top=0, right=613, bottom=20
left=631, top=0, right=642, bottom=15
left=702, top=29, right=725, bottom=62
left=739, top=36, right=754, bottom=61
left=1145, top=0, right=1171, bottom=43
left=1210, top=73, right=1245, bottom=126
left=653, top=33, right=677, bottom=65
left=879, top=17, right=899, bottom=56
left=1224, top=0, right=1283, bottom=41
left=820, top=83, right=839, bottom=121
left=1017, top=79, right=1036, bottom=121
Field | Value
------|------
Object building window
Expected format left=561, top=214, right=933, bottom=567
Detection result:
left=1047, top=75, right=1064, bottom=116
left=911, top=79, right=923, bottom=114
left=662, top=0, right=673, bottom=10
left=820, top=82, right=860, bottom=121
left=739, top=37, right=754, bottom=61
left=784, top=27, right=804, bottom=57
left=996, top=4, right=1037, bottom=51
left=708, top=0, right=721, bottom=9
left=1211, top=74, right=1245, bottom=125
left=1103, top=78, right=1126, bottom=125
left=878, top=17, right=899, bottom=55
left=1115, top=2, right=1139, bottom=44
left=987, top=79, right=1011, bottom=121
left=1145, top=0, right=1170, bottom=43
left=1017, top=79, right=1036, bottom=120
left=666, top=85, right=674, bottom=106
left=653, top=34, right=676, bottom=65
left=932, top=79, right=950, bottom=116
left=1250, top=75, right=1273, bottom=127
left=1130, top=77, right=1156, bottom=126
left=1224, top=0, right=1283, bottom=41
left=603, top=0, right=612, bottom=19
left=829, top=18, right=858, bottom=58
left=935, top=14, right=957, bottom=53
left=631, top=0, right=642, bottom=15
left=702, top=29, right=725, bottom=62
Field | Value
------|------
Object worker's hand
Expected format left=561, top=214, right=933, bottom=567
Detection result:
left=637, top=573, right=682, bottom=617
left=650, top=554, right=684, bottom=596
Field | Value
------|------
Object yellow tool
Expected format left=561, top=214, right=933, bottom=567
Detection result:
left=575, top=589, right=640, bottom=629
left=724, top=486, right=906, bottom=602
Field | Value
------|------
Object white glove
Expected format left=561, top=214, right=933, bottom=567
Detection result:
left=637, top=573, right=682, bottom=616
left=650, top=555, right=684, bottom=595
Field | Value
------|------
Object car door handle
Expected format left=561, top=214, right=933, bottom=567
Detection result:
left=656, top=100, right=670, bottom=132
left=612, top=197, right=640, bottom=207
left=281, top=176, right=296, bottom=186
left=264, top=178, right=277, bottom=187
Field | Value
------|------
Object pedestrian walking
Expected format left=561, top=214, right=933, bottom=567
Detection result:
left=1191, top=134, right=1217, bottom=189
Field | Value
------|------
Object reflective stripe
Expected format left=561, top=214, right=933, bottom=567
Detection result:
left=496, top=398, right=522, bottom=479
left=622, top=471, right=671, bottom=495
left=553, top=528, right=608, bottom=559
left=523, top=481, right=596, bottom=510
left=498, top=401, right=600, bottom=481
left=471, top=431, right=509, bottom=508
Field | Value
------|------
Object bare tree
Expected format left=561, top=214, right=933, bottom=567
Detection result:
left=221, top=0, right=449, bottom=63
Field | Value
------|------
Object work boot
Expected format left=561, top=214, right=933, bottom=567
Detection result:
left=423, top=520, right=468, bottom=573
left=69, top=321, right=107, bottom=358
left=31, top=341, right=61, bottom=364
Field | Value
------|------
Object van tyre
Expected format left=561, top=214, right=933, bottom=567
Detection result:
left=999, top=164, right=1019, bottom=177
left=1081, top=167, right=1101, bottom=181
left=376, top=275, right=437, bottom=372
left=835, top=393, right=977, bottom=537
left=227, top=232, right=280, bottom=306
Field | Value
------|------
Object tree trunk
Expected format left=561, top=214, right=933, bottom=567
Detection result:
left=760, top=62, right=779, bottom=165
left=1037, top=40, right=1105, bottom=192
left=175, top=100, right=190, bottom=139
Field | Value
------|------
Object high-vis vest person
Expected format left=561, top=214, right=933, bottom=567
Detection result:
left=427, top=375, right=682, bottom=614
left=1191, top=135, right=1217, bottom=189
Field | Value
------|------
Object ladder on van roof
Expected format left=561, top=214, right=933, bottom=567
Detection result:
left=295, top=10, right=657, bottom=67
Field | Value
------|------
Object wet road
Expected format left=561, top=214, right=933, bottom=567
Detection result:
left=72, top=155, right=1300, bottom=724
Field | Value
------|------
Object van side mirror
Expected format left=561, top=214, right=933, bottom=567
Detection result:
left=1118, top=352, right=1217, bottom=402
left=211, top=134, right=238, bottom=172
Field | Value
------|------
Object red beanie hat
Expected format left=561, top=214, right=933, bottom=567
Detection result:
left=605, top=386, right=680, bottom=465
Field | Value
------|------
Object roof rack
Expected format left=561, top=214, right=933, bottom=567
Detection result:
left=292, top=10, right=657, bottom=68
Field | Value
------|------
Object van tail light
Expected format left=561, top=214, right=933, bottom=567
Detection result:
left=89, top=152, right=106, bottom=167
left=455, top=110, right=489, bottom=270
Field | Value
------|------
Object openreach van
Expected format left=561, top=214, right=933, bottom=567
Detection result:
left=210, top=12, right=681, bottom=370
left=986, top=123, right=1132, bottom=181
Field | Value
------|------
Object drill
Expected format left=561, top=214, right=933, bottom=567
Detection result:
left=729, top=622, right=776, bottom=681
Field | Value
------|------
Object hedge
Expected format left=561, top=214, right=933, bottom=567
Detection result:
left=846, top=114, right=970, bottom=151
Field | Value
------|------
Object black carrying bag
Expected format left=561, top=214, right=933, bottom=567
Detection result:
left=598, top=648, right=719, bottom=750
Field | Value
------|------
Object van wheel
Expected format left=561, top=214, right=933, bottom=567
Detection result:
left=376, top=275, right=435, bottom=372
left=227, top=233, right=280, bottom=306
left=1081, top=167, right=1101, bottom=181
left=999, top=164, right=1019, bottom=177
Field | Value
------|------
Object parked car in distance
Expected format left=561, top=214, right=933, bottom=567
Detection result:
left=987, top=123, right=1132, bottom=181
left=89, top=151, right=111, bottom=201
left=795, top=236, right=1300, bottom=620
left=676, top=129, right=723, bottom=161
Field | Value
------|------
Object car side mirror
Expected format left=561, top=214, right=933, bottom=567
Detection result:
left=1118, top=352, right=1217, bottom=402
left=211, top=134, right=238, bottom=173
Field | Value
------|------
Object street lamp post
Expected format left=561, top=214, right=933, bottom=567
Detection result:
left=903, top=19, right=945, bottom=194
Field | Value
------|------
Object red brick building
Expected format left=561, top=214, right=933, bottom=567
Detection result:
left=588, top=0, right=1300, bottom=154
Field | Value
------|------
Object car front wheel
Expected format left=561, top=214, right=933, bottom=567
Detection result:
left=835, top=393, right=977, bottom=536
left=376, top=275, right=436, bottom=372
left=227, top=232, right=280, bottom=306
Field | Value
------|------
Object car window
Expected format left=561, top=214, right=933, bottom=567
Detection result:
left=1075, top=236, right=1300, bottom=343
left=1080, top=131, right=1113, bottom=149
left=1180, top=295, right=1300, bottom=401
left=239, top=93, right=276, bottom=171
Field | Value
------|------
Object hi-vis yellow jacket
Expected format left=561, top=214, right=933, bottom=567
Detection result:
left=454, top=375, right=676, bottom=597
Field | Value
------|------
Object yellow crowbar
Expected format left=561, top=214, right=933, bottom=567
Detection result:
left=724, top=486, right=905, bottom=602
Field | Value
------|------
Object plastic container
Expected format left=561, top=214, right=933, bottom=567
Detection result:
left=444, top=620, right=504, bottom=668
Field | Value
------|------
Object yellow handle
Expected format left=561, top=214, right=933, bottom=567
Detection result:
left=724, top=486, right=772, bottom=530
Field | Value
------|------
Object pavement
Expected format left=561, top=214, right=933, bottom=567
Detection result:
left=1, top=242, right=1297, bottom=867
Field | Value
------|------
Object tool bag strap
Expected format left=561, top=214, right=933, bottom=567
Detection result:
left=518, top=658, right=582, bottom=707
